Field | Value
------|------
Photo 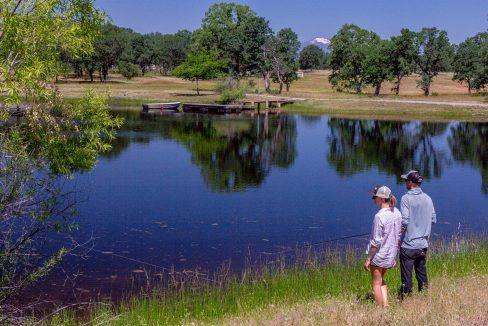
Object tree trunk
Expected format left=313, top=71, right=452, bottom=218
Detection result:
left=196, top=79, right=200, bottom=95
left=99, top=68, right=103, bottom=82
left=88, top=70, right=94, bottom=82
left=355, top=79, right=361, bottom=94
left=101, top=65, right=108, bottom=82
left=422, top=74, right=431, bottom=96
left=374, top=82, right=382, bottom=96
left=279, top=82, right=283, bottom=94
left=286, top=83, right=290, bottom=92
left=394, top=75, right=403, bottom=95
left=74, top=65, right=83, bottom=78
left=468, top=82, right=472, bottom=94
left=263, top=72, right=271, bottom=92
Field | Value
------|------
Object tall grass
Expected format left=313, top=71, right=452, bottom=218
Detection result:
left=48, top=239, right=488, bottom=325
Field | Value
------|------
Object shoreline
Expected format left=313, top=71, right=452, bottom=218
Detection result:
left=100, top=97, right=488, bottom=122
left=36, top=239, right=488, bottom=325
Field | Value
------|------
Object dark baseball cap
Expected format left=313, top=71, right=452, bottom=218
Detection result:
left=400, top=170, right=423, bottom=183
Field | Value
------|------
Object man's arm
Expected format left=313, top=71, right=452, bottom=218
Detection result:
left=401, top=196, right=410, bottom=229
left=431, top=200, right=437, bottom=224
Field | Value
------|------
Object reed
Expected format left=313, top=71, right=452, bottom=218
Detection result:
left=47, top=237, right=488, bottom=325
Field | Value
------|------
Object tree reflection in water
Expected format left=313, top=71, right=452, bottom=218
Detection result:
left=104, top=112, right=297, bottom=192
left=169, top=114, right=297, bottom=192
left=327, top=119, right=450, bottom=180
left=448, top=123, right=488, bottom=193
left=104, top=112, right=487, bottom=195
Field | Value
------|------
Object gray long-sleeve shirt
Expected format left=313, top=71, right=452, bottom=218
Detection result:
left=400, top=187, right=436, bottom=249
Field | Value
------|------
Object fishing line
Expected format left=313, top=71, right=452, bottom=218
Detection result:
left=87, top=248, right=217, bottom=283
left=46, top=230, right=371, bottom=282
left=260, top=232, right=370, bottom=256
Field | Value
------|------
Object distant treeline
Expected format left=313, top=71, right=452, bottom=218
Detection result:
left=61, top=25, right=192, bottom=81
left=326, top=25, right=487, bottom=95
left=60, top=2, right=488, bottom=96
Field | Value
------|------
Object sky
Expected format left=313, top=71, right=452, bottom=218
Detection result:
left=95, top=0, right=487, bottom=44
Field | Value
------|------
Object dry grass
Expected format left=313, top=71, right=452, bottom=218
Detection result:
left=287, top=70, right=476, bottom=99
left=222, top=275, right=488, bottom=326
left=56, top=73, right=219, bottom=102
left=56, top=71, right=486, bottom=102
left=55, top=71, right=488, bottom=120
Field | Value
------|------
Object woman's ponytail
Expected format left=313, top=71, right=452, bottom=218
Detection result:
left=389, top=194, right=397, bottom=210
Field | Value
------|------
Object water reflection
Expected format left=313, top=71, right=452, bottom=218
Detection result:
left=448, top=123, right=488, bottom=193
left=106, top=112, right=297, bottom=192
left=106, top=112, right=488, bottom=195
left=327, top=119, right=450, bottom=180
left=21, top=113, right=488, bottom=306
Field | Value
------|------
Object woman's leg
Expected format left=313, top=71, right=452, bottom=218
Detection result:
left=370, top=266, right=384, bottom=306
left=380, top=268, right=389, bottom=307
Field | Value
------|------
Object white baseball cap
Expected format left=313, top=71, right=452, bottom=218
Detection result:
left=371, top=185, right=392, bottom=199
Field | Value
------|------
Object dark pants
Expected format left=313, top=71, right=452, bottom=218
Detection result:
left=400, top=247, right=428, bottom=295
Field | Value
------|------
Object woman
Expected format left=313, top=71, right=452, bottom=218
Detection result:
left=364, top=185, right=402, bottom=307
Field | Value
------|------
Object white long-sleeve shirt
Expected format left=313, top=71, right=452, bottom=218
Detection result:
left=366, top=207, right=403, bottom=268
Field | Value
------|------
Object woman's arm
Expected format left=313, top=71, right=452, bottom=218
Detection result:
left=364, top=215, right=382, bottom=271
left=364, top=245, right=379, bottom=271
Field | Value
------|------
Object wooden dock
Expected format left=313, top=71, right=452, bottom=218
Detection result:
left=239, top=98, right=298, bottom=109
left=182, top=103, right=254, bottom=114
left=140, top=98, right=298, bottom=116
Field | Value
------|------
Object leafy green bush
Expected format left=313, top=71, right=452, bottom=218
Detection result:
left=117, top=61, right=141, bottom=80
left=217, top=77, right=247, bottom=104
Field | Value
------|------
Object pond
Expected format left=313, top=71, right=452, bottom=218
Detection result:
left=23, top=110, right=488, bottom=305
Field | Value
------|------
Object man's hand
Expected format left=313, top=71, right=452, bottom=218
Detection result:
left=364, top=258, right=371, bottom=271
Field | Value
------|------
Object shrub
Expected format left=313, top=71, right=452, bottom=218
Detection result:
left=117, top=61, right=141, bottom=80
left=217, top=77, right=247, bottom=104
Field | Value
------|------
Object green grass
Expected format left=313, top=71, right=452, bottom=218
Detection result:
left=284, top=101, right=488, bottom=122
left=49, top=239, right=488, bottom=325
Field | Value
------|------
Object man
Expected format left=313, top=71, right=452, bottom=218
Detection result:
left=399, top=170, right=436, bottom=297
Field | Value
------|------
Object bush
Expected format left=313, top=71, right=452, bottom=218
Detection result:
left=220, top=88, right=245, bottom=104
left=117, top=61, right=141, bottom=80
left=217, top=77, right=247, bottom=104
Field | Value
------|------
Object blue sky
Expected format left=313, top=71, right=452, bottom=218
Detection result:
left=95, top=0, right=487, bottom=43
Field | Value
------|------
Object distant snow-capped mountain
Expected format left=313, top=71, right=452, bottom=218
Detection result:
left=311, top=37, right=331, bottom=46
left=303, top=37, right=331, bottom=52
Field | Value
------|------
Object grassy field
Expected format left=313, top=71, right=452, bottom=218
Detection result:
left=55, top=71, right=488, bottom=121
left=57, top=70, right=485, bottom=102
left=44, top=239, right=488, bottom=325
left=57, top=70, right=482, bottom=101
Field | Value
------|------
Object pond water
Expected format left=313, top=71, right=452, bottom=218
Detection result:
left=23, top=110, right=488, bottom=304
